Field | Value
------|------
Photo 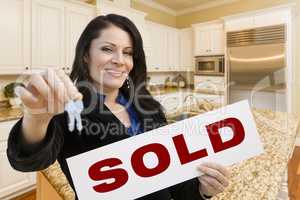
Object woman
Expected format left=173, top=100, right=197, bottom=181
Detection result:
left=7, top=14, right=229, bottom=200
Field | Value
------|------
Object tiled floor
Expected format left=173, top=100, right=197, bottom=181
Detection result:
left=14, top=147, right=300, bottom=200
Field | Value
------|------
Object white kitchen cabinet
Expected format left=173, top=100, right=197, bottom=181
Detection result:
left=224, top=16, right=254, bottom=32
left=194, top=29, right=210, bottom=55
left=31, top=0, right=95, bottom=73
left=146, top=21, right=168, bottom=71
left=0, top=120, right=36, bottom=200
left=0, top=0, right=31, bottom=74
left=179, top=28, right=193, bottom=72
left=31, top=0, right=65, bottom=71
left=167, top=27, right=180, bottom=71
left=65, top=2, right=95, bottom=73
left=0, top=0, right=96, bottom=74
left=210, top=28, right=224, bottom=55
left=253, top=10, right=289, bottom=27
left=225, top=9, right=290, bottom=31
left=146, top=21, right=182, bottom=72
left=192, top=22, right=224, bottom=56
left=97, top=0, right=149, bottom=48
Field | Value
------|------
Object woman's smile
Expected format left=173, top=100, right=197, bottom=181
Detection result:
left=104, top=69, right=128, bottom=78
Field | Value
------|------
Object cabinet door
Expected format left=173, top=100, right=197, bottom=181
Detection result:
left=0, top=120, right=36, bottom=199
left=225, top=16, right=254, bottom=31
left=167, top=28, right=180, bottom=71
left=0, top=0, right=30, bottom=74
left=253, top=10, right=289, bottom=28
left=210, top=28, right=224, bottom=55
left=147, top=22, right=159, bottom=71
left=147, top=22, right=168, bottom=71
left=159, top=26, right=168, bottom=71
left=65, top=3, right=95, bottom=74
left=194, top=29, right=210, bottom=56
left=180, top=28, right=193, bottom=71
left=32, top=0, right=65, bottom=71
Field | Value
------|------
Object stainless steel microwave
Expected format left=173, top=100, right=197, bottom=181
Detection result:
left=195, top=55, right=224, bottom=75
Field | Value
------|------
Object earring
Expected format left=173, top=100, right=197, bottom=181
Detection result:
left=126, top=77, right=130, bottom=89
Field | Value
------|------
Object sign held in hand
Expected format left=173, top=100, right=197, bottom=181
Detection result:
left=67, top=100, right=264, bottom=200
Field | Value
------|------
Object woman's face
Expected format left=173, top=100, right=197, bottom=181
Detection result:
left=87, top=25, right=134, bottom=91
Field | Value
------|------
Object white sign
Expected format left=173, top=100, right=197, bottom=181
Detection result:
left=67, top=100, right=263, bottom=200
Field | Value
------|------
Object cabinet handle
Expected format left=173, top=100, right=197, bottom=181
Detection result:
left=67, top=67, right=70, bottom=70
left=25, top=67, right=29, bottom=70
left=62, top=67, right=65, bottom=70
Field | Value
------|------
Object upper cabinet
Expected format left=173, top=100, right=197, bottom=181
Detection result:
left=146, top=21, right=168, bottom=71
left=0, top=0, right=31, bottom=74
left=179, top=28, right=193, bottom=72
left=31, top=0, right=65, bottom=71
left=0, top=0, right=95, bottom=74
left=224, top=9, right=290, bottom=31
left=146, top=23, right=194, bottom=72
left=166, top=27, right=180, bottom=71
left=65, top=2, right=95, bottom=74
left=146, top=21, right=184, bottom=72
left=192, top=22, right=224, bottom=56
left=32, top=0, right=95, bottom=73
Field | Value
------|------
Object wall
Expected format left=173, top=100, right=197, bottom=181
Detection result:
left=131, top=1, right=176, bottom=27
left=176, top=0, right=300, bottom=114
left=176, top=0, right=299, bottom=28
left=94, top=0, right=177, bottom=27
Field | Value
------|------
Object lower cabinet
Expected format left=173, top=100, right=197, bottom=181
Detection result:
left=36, top=172, right=62, bottom=200
left=0, top=120, right=36, bottom=200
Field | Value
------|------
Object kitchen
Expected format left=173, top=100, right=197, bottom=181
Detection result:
left=0, top=0, right=300, bottom=199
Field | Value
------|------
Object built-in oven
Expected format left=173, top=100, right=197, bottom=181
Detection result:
left=195, top=55, right=224, bottom=75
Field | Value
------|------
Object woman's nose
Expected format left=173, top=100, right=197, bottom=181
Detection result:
left=112, top=51, right=125, bottom=66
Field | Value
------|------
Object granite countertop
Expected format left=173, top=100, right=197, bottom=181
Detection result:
left=149, top=87, right=223, bottom=96
left=0, top=107, right=23, bottom=122
left=41, top=106, right=300, bottom=200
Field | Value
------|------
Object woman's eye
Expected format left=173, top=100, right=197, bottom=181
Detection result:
left=101, top=47, right=112, bottom=52
left=124, top=51, right=133, bottom=56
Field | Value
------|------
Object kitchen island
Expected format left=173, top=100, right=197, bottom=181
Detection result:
left=39, top=106, right=300, bottom=200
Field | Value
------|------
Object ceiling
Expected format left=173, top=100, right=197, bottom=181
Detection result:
left=152, top=0, right=222, bottom=11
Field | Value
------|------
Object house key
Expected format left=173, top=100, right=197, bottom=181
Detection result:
left=65, top=98, right=84, bottom=132
left=65, top=100, right=83, bottom=132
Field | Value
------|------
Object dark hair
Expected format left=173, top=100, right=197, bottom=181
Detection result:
left=70, top=14, right=166, bottom=122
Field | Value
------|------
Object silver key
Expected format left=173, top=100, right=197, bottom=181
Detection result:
left=65, top=100, right=83, bottom=132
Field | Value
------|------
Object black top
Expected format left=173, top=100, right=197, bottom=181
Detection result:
left=7, top=88, right=203, bottom=200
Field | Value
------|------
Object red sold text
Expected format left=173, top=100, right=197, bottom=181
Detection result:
left=88, top=117, right=245, bottom=193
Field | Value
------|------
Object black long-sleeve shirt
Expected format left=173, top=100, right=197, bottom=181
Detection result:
left=7, top=89, right=203, bottom=200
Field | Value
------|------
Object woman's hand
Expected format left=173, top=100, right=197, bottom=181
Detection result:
left=15, top=68, right=82, bottom=143
left=197, top=162, right=230, bottom=198
left=16, top=68, right=82, bottom=118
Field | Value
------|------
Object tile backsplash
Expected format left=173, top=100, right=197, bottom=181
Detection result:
left=147, top=72, right=194, bottom=86
left=0, top=72, right=194, bottom=95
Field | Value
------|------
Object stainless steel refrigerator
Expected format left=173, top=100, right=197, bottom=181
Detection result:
left=227, top=25, right=286, bottom=111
